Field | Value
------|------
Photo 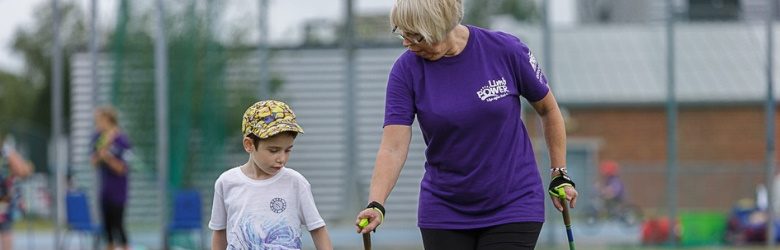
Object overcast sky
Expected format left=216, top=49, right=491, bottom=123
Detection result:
left=0, top=0, right=395, bottom=74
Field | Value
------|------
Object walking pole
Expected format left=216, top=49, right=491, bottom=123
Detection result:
left=359, top=218, right=372, bottom=250
left=556, top=187, right=575, bottom=250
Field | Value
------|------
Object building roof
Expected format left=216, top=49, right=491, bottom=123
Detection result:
left=494, top=20, right=776, bottom=106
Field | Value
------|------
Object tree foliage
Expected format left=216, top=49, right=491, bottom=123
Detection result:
left=464, top=0, right=538, bottom=27
left=0, top=71, right=36, bottom=136
left=11, top=1, right=87, bottom=137
left=110, top=0, right=258, bottom=187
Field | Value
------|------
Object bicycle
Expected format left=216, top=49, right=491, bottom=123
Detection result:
left=580, top=198, right=643, bottom=235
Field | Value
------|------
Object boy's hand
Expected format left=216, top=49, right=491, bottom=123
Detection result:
left=355, top=208, right=382, bottom=234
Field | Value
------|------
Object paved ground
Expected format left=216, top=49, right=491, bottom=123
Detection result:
left=11, top=220, right=762, bottom=249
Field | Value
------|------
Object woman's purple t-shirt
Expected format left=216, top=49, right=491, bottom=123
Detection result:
left=384, top=25, right=550, bottom=229
left=91, top=132, right=131, bottom=206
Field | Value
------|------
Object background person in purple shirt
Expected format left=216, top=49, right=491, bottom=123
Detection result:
left=91, top=106, right=132, bottom=250
left=354, top=0, right=578, bottom=249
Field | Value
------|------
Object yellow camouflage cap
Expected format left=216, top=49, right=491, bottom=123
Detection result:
left=241, top=100, right=304, bottom=139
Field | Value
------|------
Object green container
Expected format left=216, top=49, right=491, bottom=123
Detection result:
left=679, top=211, right=727, bottom=246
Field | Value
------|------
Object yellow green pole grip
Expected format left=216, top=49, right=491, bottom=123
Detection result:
left=557, top=187, right=567, bottom=199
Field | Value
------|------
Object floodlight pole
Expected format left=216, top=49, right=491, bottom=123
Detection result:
left=765, top=0, right=777, bottom=246
left=52, top=0, right=67, bottom=248
left=665, top=0, right=679, bottom=247
left=258, top=0, right=270, bottom=99
left=154, top=0, right=170, bottom=249
left=343, top=0, right=361, bottom=220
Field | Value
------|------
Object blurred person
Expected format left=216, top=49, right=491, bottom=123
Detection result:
left=773, top=170, right=780, bottom=217
left=90, top=106, right=132, bottom=250
left=640, top=213, right=681, bottom=245
left=209, top=100, right=332, bottom=250
left=596, top=160, right=625, bottom=206
left=353, top=0, right=577, bottom=249
left=586, top=160, right=644, bottom=227
left=741, top=179, right=780, bottom=244
left=0, top=135, right=33, bottom=250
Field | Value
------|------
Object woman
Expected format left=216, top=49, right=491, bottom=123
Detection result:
left=354, top=0, right=578, bottom=249
left=0, top=135, right=33, bottom=250
left=91, top=106, right=132, bottom=250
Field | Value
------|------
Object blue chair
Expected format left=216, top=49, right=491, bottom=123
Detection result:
left=168, top=189, right=205, bottom=249
left=64, top=190, right=101, bottom=250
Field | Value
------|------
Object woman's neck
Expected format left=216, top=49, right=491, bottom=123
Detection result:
left=444, top=25, right=469, bottom=57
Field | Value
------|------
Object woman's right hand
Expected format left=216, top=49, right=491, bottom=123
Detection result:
left=355, top=208, right=383, bottom=234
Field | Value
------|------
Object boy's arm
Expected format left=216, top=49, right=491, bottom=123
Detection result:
left=310, top=226, right=332, bottom=250
left=212, top=230, right=226, bottom=250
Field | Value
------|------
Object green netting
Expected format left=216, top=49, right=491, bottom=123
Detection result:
left=111, top=0, right=229, bottom=189
left=111, top=0, right=156, bottom=176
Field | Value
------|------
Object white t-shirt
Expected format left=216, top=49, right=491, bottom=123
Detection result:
left=209, top=167, right=326, bottom=249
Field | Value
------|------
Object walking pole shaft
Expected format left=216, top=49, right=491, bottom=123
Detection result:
left=557, top=188, right=575, bottom=250
left=359, top=218, right=371, bottom=250
left=362, top=233, right=371, bottom=250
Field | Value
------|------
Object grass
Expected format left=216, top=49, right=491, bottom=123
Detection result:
left=536, top=247, right=768, bottom=250
left=13, top=217, right=53, bottom=230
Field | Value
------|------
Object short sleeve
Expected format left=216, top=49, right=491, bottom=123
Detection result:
left=383, top=56, right=416, bottom=127
left=208, top=177, right=227, bottom=230
left=513, top=42, right=550, bottom=102
left=111, top=134, right=132, bottom=160
left=297, top=178, right=326, bottom=231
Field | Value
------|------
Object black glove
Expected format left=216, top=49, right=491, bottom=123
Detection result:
left=548, top=173, right=576, bottom=197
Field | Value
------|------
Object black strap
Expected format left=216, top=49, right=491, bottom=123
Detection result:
left=367, top=201, right=385, bottom=217
left=548, top=174, right=576, bottom=196
left=365, top=201, right=385, bottom=232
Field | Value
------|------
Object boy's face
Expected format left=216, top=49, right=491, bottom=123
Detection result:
left=243, top=133, right=295, bottom=178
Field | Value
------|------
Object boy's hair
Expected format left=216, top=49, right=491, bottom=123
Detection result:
left=246, top=131, right=299, bottom=149
left=242, top=100, right=304, bottom=142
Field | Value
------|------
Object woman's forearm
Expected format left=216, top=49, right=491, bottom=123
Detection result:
left=541, top=108, right=566, bottom=168
left=367, top=125, right=411, bottom=205
left=6, top=150, right=32, bottom=177
left=102, top=153, right=127, bottom=175
left=532, top=92, right=567, bottom=169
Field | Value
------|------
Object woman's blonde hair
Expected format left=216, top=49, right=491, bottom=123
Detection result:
left=95, top=106, right=119, bottom=126
left=390, top=0, right=463, bottom=44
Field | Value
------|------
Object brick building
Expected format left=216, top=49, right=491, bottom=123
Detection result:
left=527, top=105, right=773, bottom=212
left=498, top=22, right=780, bottom=212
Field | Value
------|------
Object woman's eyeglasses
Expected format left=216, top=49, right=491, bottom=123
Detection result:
left=392, top=26, right=424, bottom=44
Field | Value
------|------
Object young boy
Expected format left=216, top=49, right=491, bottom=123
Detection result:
left=209, top=100, right=332, bottom=250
